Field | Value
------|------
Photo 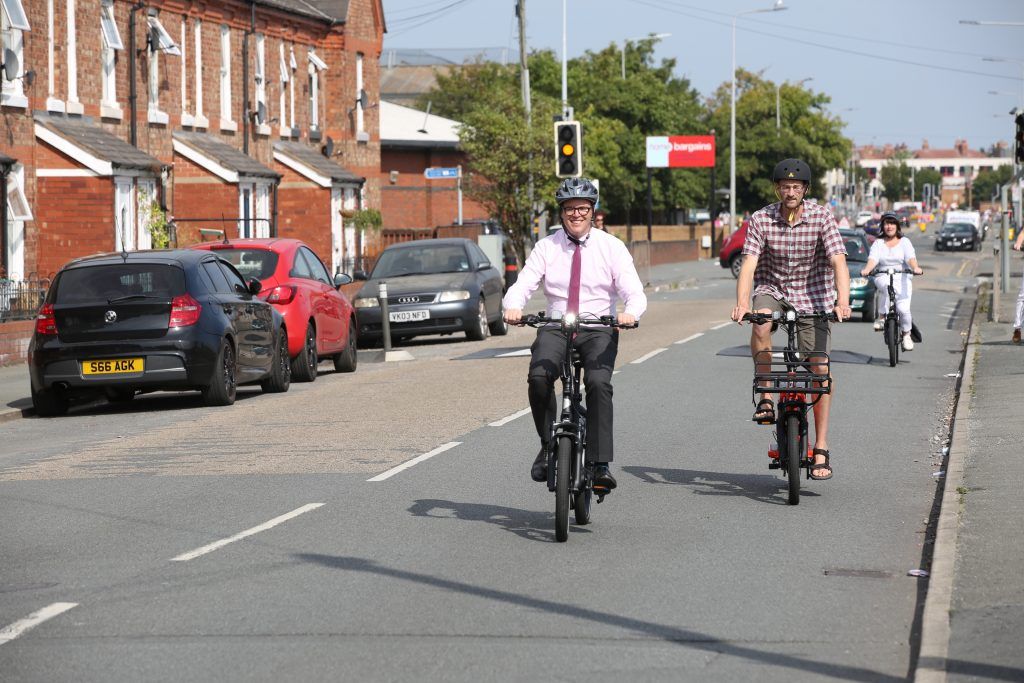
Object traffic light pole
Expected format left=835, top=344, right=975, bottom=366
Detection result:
left=646, top=168, right=653, bottom=242
left=1001, top=183, right=1010, bottom=294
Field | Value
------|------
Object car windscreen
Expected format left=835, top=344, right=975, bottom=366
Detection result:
left=371, top=245, right=470, bottom=278
left=205, top=248, right=279, bottom=280
left=942, top=224, right=974, bottom=234
left=842, top=236, right=869, bottom=261
left=53, top=264, right=186, bottom=304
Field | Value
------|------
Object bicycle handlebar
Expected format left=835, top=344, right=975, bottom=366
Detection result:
left=512, top=313, right=639, bottom=329
left=741, top=311, right=839, bottom=325
left=867, top=267, right=920, bottom=276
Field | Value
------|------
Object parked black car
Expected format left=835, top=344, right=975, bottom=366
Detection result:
left=352, top=238, right=508, bottom=345
left=934, top=223, right=981, bottom=251
left=28, top=250, right=291, bottom=416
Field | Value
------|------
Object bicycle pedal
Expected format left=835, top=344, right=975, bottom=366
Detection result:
left=768, top=460, right=781, bottom=469
left=754, top=418, right=774, bottom=425
left=596, top=493, right=606, bottom=504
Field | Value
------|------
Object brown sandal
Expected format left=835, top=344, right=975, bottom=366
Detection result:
left=809, top=448, right=833, bottom=480
left=752, top=398, right=775, bottom=424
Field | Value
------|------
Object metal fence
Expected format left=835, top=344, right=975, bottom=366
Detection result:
left=0, top=277, right=49, bottom=322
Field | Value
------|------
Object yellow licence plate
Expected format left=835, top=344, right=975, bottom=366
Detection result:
left=82, top=358, right=145, bottom=375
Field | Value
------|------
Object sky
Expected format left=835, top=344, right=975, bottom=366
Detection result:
left=381, top=0, right=1024, bottom=153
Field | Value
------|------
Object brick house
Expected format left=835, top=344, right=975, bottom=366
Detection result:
left=0, top=0, right=384, bottom=285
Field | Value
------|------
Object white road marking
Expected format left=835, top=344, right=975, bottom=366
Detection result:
left=495, top=348, right=531, bottom=358
left=630, top=348, right=668, bottom=364
left=170, top=504, right=324, bottom=562
left=367, top=442, right=462, bottom=482
left=674, top=333, right=704, bottom=345
left=489, top=408, right=531, bottom=427
left=710, top=321, right=733, bottom=330
left=0, top=603, right=78, bottom=646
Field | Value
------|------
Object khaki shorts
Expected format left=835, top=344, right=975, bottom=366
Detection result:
left=752, top=295, right=831, bottom=356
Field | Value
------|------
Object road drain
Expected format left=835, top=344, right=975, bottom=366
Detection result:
left=823, top=569, right=895, bottom=579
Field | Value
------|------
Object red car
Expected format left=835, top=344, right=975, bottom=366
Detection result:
left=190, top=238, right=357, bottom=381
left=718, top=220, right=749, bottom=278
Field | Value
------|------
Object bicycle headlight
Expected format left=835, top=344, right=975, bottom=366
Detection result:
left=563, top=312, right=577, bottom=327
left=785, top=310, right=796, bottom=322
left=850, top=277, right=868, bottom=288
left=353, top=296, right=379, bottom=308
left=438, top=290, right=471, bottom=302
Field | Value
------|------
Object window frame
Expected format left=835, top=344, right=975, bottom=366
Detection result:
left=193, top=19, right=207, bottom=128
left=0, top=0, right=28, bottom=108
left=6, top=163, right=32, bottom=222
left=254, top=33, right=268, bottom=135
left=219, top=24, right=235, bottom=130
left=355, top=52, right=365, bottom=135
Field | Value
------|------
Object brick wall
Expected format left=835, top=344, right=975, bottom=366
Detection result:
left=35, top=174, right=115, bottom=278
left=172, top=156, right=240, bottom=245
left=379, top=148, right=489, bottom=229
left=0, top=320, right=35, bottom=366
left=275, top=164, right=332, bottom=260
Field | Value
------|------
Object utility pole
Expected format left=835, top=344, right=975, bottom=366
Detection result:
left=516, top=0, right=536, bottom=243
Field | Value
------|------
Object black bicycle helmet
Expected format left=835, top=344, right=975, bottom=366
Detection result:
left=880, top=211, right=899, bottom=225
left=772, top=158, right=812, bottom=184
left=555, top=177, right=599, bottom=205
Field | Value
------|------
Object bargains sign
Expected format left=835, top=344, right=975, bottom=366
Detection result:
left=646, top=135, right=716, bottom=168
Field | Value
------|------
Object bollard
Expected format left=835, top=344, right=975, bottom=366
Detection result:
left=378, top=281, right=393, bottom=352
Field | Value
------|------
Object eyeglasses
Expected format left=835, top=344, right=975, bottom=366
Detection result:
left=777, top=183, right=806, bottom=193
left=562, top=205, right=592, bottom=217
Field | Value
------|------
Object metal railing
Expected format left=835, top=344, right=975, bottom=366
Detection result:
left=0, top=277, right=49, bottom=322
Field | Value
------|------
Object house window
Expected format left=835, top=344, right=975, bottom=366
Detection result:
left=219, top=24, right=235, bottom=130
left=307, top=49, right=327, bottom=132
left=193, top=19, right=206, bottom=128
left=254, top=33, right=267, bottom=134
left=237, top=181, right=271, bottom=238
left=355, top=52, right=365, bottom=136
left=179, top=18, right=190, bottom=126
left=46, top=0, right=61, bottom=111
left=146, top=12, right=178, bottom=124
left=0, top=0, right=30, bottom=109
left=115, top=178, right=137, bottom=251
left=137, top=179, right=156, bottom=250
left=289, top=46, right=297, bottom=131
left=3, top=163, right=30, bottom=279
left=100, top=0, right=122, bottom=118
left=278, top=43, right=289, bottom=137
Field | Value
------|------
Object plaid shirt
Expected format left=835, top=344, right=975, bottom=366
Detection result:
left=742, top=200, right=846, bottom=313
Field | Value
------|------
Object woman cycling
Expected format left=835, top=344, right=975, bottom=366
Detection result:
left=860, top=212, right=923, bottom=350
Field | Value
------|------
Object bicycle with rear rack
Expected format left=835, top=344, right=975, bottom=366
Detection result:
left=513, top=312, right=638, bottom=542
left=868, top=267, right=918, bottom=367
left=743, top=310, right=836, bottom=505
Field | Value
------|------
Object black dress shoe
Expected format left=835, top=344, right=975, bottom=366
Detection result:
left=531, top=448, right=548, bottom=482
left=592, top=465, right=617, bottom=491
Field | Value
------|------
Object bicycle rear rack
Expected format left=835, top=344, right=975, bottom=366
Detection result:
left=752, top=350, right=832, bottom=396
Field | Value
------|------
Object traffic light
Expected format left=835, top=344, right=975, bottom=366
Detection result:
left=554, top=121, right=582, bottom=178
left=1016, top=113, right=1024, bottom=164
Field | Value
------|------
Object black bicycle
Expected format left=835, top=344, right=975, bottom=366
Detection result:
left=743, top=311, right=835, bottom=505
left=868, top=267, right=918, bottom=367
left=514, top=312, right=637, bottom=542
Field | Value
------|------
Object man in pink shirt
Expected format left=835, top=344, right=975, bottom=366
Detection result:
left=503, top=178, right=647, bottom=492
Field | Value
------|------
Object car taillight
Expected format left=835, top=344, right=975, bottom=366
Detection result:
left=169, top=293, right=202, bottom=327
left=264, top=285, right=296, bottom=305
left=35, top=303, right=57, bottom=336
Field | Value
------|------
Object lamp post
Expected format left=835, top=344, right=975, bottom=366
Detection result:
left=621, top=32, right=671, bottom=79
left=731, top=0, right=787, bottom=233
left=776, top=76, right=812, bottom=133
left=960, top=19, right=1024, bottom=27
left=982, top=57, right=1024, bottom=108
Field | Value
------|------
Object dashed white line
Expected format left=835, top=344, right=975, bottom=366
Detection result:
left=710, top=321, right=733, bottom=330
left=489, top=408, right=531, bottom=427
left=367, top=442, right=462, bottom=482
left=170, top=504, right=324, bottom=562
left=674, top=333, right=704, bottom=345
left=0, top=602, right=78, bottom=646
left=630, top=348, right=668, bottom=364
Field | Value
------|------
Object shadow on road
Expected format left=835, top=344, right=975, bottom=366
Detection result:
left=621, top=465, right=820, bottom=506
left=294, top=553, right=904, bottom=682
left=408, top=498, right=591, bottom=543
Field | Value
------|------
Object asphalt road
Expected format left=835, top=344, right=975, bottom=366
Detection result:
left=0, top=229, right=984, bottom=682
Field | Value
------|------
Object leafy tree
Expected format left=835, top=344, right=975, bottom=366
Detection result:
left=914, top=168, right=941, bottom=204
left=971, top=165, right=1013, bottom=208
left=880, top=152, right=912, bottom=201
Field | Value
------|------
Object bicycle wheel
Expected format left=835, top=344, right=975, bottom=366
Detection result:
left=885, top=317, right=899, bottom=367
left=574, top=486, right=592, bottom=525
left=786, top=413, right=802, bottom=505
left=555, top=436, right=572, bottom=542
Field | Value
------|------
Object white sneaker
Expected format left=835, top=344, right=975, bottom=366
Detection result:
left=902, top=334, right=914, bottom=351
left=873, top=319, right=884, bottom=331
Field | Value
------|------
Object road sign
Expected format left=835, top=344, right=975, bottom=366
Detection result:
left=424, top=167, right=460, bottom=179
left=646, top=135, right=716, bottom=168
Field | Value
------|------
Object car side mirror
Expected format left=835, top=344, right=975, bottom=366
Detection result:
left=477, top=262, right=491, bottom=271
left=353, top=270, right=368, bottom=281
left=247, top=278, right=262, bottom=295
left=334, top=273, right=353, bottom=288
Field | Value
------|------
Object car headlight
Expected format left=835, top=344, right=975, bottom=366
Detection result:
left=850, top=277, right=868, bottom=288
left=438, top=290, right=471, bottom=302
left=353, top=297, right=379, bottom=308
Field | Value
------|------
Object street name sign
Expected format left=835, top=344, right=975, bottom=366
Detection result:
left=424, top=167, right=460, bottom=179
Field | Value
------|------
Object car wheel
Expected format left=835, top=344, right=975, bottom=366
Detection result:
left=729, top=254, right=744, bottom=279
left=261, top=329, right=292, bottom=393
left=489, top=300, right=509, bottom=336
left=466, top=298, right=489, bottom=341
left=105, top=387, right=136, bottom=403
left=203, top=338, right=237, bottom=407
left=291, top=322, right=318, bottom=382
left=32, top=386, right=68, bottom=417
left=333, top=319, right=358, bottom=373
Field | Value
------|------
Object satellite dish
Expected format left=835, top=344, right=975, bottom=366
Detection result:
left=256, top=101, right=267, bottom=125
left=357, top=89, right=369, bottom=110
left=322, top=136, right=334, bottom=158
left=2, top=49, right=19, bottom=82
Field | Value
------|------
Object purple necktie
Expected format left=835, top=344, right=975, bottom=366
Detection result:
left=567, top=242, right=581, bottom=315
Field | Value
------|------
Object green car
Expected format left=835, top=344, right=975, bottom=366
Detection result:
left=840, top=228, right=878, bottom=322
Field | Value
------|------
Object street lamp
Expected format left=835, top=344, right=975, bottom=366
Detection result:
left=960, top=19, right=1024, bottom=27
left=776, top=76, right=812, bottom=133
left=982, top=57, right=1024, bottom=108
left=621, top=32, right=671, bottom=79
left=731, top=0, right=787, bottom=232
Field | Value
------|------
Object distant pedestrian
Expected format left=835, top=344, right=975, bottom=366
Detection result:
left=594, top=209, right=608, bottom=231
left=1012, top=229, right=1024, bottom=344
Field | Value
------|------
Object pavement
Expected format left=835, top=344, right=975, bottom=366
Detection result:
left=3, top=253, right=1022, bottom=680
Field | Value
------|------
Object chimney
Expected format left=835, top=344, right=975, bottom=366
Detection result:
left=921, top=139, right=929, bottom=150
left=955, top=139, right=969, bottom=156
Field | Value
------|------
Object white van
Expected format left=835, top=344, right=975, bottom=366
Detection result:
left=945, top=210, right=981, bottom=230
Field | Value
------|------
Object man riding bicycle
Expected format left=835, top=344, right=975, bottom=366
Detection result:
left=731, top=159, right=851, bottom=480
left=503, top=178, right=647, bottom=493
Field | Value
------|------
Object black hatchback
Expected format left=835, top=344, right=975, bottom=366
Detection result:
left=28, top=250, right=291, bottom=416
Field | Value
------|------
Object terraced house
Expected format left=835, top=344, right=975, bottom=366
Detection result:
left=0, top=0, right=384, bottom=290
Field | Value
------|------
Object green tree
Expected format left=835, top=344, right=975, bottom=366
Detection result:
left=971, top=165, right=1013, bottom=208
left=880, top=152, right=912, bottom=201
left=914, top=167, right=941, bottom=204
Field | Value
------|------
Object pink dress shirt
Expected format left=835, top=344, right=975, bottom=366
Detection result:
left=502, top=228, right=647, bottom=319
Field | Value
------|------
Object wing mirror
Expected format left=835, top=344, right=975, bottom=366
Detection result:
left=247, top=278, right=262, bottom=295
left=334, top=272, right=353, bottom=288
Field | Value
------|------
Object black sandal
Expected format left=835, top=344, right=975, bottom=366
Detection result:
left=752, top=397, right=775, bottom=424
left=809, top=448, right=833, bottom=480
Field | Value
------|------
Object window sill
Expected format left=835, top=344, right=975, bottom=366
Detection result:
left=193, top=114, right=209, bottom=130
left=65, top=100, right=85, bottom=116
left=220, top=118, right=238, bottom=133
left=309, top=129, right=322, bottom=142
left=279, top=125, right=293, bottom=139
left=148, top=108, right=170, bottom=125
left=46, top=97, right=66, bottom=113
left=356, top=130, right=370, bottom=143
left=100, top=103, right=123, bottom=120
left=1, top=92, right=28, bottom=109
left=256, top=123, right=271, bottom=137
left=181, top=112, right=195, bottom=127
